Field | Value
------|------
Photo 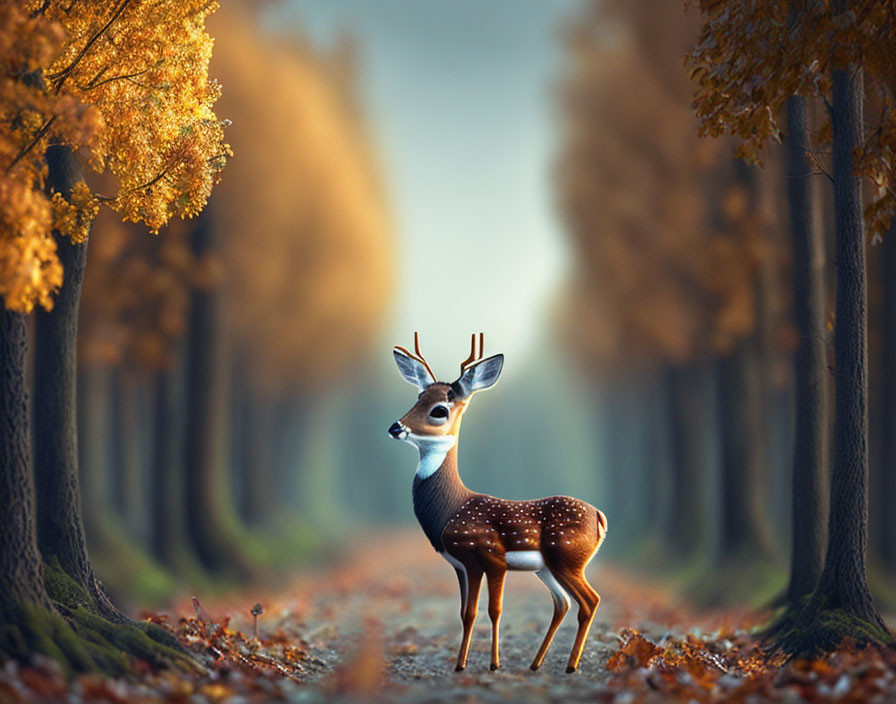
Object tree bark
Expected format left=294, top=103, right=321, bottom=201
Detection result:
left=0, top=308, right=51, bottom=610
left=32, top=145, right=123, bottom=622
left=784, top=94, right=828, bottom=604
left=664, top=362, right=708, bottom=557
left=880, top=225, right=896, bottom=571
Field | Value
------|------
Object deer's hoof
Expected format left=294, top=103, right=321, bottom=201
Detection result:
left=454, top=665, right=465, bottom=672
left=566, top=666, right=577, bottom=674
left=530, top=663, right=540, bottom=671
left=490, top=663, right=499, bottom=671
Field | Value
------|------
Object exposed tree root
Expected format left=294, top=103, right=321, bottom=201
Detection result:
left=770, top=593, right=894, bottom=658
left=0, top=560, right=200, bottom=677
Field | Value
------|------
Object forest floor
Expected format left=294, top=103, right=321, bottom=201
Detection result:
left=3, top=530, right=896, bottom=703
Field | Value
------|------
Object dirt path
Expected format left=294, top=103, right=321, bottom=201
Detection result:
left=217, top=530, right=685, bottom=703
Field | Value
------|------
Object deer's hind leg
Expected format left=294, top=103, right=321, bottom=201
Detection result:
left=552, top=567, right=600, bottom=673
left=530, top=568, right=571, bottom=671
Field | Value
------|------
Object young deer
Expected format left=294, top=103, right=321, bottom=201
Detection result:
left=388, top=333, right=607, bottom=673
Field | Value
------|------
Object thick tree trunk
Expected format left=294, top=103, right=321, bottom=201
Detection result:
left=812, top=58, right=883, bottom=624
left=784, top=94, right=828, bottom=604
left=32, top=145, right=123, bottom=622
left=716, top=338, right=774, bottom=560
left=664, top=362, right=708, bottom=557
left=0, top=309, right=51, bottom=610
left=778, top=52, right=890, bottom=655
left=880, top=225, right=896, bottom=571
left=183, top=212, right=250, bottom=575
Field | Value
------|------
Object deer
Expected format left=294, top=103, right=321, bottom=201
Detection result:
left=388, top=333, right=607, bottom=673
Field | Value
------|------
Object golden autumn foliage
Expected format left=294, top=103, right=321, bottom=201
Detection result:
left=557, top=0, right=768, bottom=374
left=0, top=0, right=228, bottom=312
left=210, top=6, right=393, bottom=391
left=688, top=0, right=896, bottom=239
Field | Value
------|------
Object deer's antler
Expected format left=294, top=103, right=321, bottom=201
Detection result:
left=395, top=331, right=436, bottom=381
left=460, top=332, right=485, bottom=373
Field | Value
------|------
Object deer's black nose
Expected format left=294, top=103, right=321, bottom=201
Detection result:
left=388, top=422, right=403, bottom=438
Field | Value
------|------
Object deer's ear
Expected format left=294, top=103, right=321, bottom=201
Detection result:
left=455, top=354, right=504, bottom=397
left=393, top=347, right=436, bottom=390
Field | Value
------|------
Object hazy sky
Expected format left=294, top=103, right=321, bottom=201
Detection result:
left=274, top=1, right=578, bottom=377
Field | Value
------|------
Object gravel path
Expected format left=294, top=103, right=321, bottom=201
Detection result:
left=238, top=530, right=676, bottom=703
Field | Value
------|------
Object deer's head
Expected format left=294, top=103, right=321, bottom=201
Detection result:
left=388, top=333, right=503, bottom=447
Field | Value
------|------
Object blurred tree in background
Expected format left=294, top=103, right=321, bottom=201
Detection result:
left=556, top=0, right=788, bottom=601
left=70, top=1, right=393, bottom=593
left=212, top=4, right=392, bottom=532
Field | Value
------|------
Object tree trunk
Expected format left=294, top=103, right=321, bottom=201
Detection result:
left=150, top=366, right=182, bottom=566
left=716, top=338, right=774, bottom=560
left=880, top=225, right=896, bottom=571
left=183, top=212, right=250, bottom=575
left=783, top=94, right=828, bottom=604
left=778, top=48, right=890, bottom=655
left=230, top=354, right=273, bottom=526
left=32, top=145, right=123, bottom=622
left=109, top=368, right=143, bottom=536
left=0, top=309, right=51, bottom=611
left=240, top=387, right=273, bottom=527
left=813, top=56, right=883, bottom=623
left=665, top=361, right=708, bottom=558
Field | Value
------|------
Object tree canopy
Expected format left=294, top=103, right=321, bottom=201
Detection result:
left=0, top=0, right=228, bottom=313
left=688, top=0, right=896, bottom=238
left=557, top=0, right=770, bottom=375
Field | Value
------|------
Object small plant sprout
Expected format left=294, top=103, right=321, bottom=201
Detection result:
left=251, top=603, right=264, bottom=639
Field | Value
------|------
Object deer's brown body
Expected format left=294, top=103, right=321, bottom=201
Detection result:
left=390, top=334, right=607, bottom=673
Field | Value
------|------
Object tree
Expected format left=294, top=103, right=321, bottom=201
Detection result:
left=878, top=224, right=896, bottom=572
left=689, top=0, right=895, bottom=653
left=557, top=0, right=778, bottom=572
left=781, top=93, right=828, bottom=608
left=0, top=0, right=226, bottom=669
left=78, top=209, right=207, bottom=576
left=209, top=5, right=392, bottom=528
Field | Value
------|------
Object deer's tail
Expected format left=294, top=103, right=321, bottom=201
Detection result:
left=596, top=509, right=608, bottom=540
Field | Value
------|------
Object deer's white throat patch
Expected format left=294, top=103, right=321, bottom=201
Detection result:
left=403, top=433, right=457, bottom=479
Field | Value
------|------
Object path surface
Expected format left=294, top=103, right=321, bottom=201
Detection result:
left=212, top=530, right=687, bottom=703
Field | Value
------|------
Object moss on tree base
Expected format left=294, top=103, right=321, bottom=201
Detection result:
left=771, top=595, right=894, bottom=658
left=0, top=560, right=200, bottom=677
left=1, top=599, right=200, bottom=677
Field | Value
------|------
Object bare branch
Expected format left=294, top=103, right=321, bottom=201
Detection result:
left=4, top=115, right=56, bottom=174
left=82, top=65, right=153, bottom=91
left=49, top=0, right=133, bottom=91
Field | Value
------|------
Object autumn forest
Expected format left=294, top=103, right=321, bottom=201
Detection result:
left=2, top=0, right=896, bottom=702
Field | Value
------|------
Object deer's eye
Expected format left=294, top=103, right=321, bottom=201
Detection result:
left=429, top=404, right=450, bottom=422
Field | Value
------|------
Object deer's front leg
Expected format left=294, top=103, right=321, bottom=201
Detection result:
left=486, top=568, right=506, bottom=671
left=455, top=566, right=482, bottom=671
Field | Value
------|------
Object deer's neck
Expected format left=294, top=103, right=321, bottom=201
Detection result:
left=411, top=443, right=473, bottom=552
